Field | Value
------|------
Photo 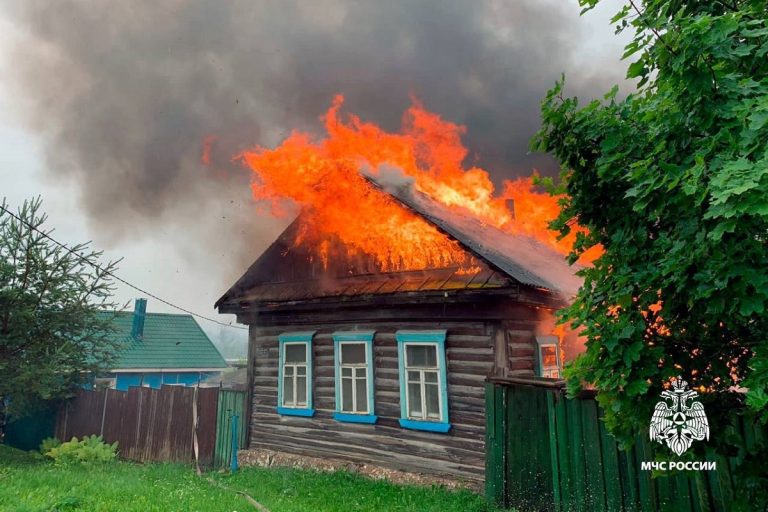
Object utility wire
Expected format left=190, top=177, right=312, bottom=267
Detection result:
left=0, top=202, right=248, bottom=330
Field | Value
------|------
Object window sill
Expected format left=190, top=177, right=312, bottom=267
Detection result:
left=399, top=419, right=451, bottom=433
left=277, top=407, right=315, bottom=417
left=333, top=413, right=378, bottom=424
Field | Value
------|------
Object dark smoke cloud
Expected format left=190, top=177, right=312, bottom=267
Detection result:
left=6, top=0, right=621, bottom=261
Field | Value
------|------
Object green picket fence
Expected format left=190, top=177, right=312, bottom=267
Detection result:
left=485, top=379, right=765, bottom=512
left=213, top=390, right=247, bottom=469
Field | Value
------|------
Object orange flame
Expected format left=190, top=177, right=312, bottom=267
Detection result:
left=238, top=95, right=601, bottom=272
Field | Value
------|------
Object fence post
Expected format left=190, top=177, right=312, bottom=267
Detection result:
left=547, top=389, right=561, bottom=512
left=100, top=388, right=109, bottom=437
left=230, top=413, right=239, bottom=473
left=133, top=388, right=143, bottom=460
left=193, top=385, right=201, bottom=475
left=485, top=382, right=508, bottom=507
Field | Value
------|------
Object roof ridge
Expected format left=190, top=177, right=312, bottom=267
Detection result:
left=102, top=310, right=196, bottom=318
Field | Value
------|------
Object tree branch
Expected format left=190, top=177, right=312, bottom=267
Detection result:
left=627, top=0, right=679, bottom=57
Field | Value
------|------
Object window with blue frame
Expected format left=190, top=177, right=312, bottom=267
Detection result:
left=277, top=332, right=315, bottom=417
left=396, top=330, right=451, bottom=433
left=333, top=332, right=377, bottom=424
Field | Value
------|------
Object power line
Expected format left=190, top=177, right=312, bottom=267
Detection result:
left=0, top=202, right=248, bottom=331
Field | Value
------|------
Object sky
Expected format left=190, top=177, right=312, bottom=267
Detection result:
left=0, top=1, right=632, bottom=357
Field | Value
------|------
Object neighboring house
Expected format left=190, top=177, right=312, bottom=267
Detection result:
left=97, top=299, right=228, bottom=391
left=202, top=366, right=248, bottom=391
left=215, top=181, right=582, bottom=484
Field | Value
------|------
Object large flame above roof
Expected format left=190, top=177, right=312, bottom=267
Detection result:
left=237, top=95, right=600, bottom=273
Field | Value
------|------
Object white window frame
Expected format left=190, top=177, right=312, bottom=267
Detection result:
left=332, top=331, right=377, bottom=424
left=535, top=335, right=562, bottom=378
left=403, top=343, right=443, bottom=421
left=396, top=330, right=451, bottom=433
left=338, top=342, right=369, bottom=414
left=277, top=332, right=315, bottom=416
left=281, top=342, right=309, bottom=408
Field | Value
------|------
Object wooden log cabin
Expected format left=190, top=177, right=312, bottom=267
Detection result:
left=215, top=181, right=582, bottom=485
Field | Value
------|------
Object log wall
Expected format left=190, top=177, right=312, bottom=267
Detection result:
left=505, top=309, right=560, bottom=377
left=244, top=303, right=547, bottom=483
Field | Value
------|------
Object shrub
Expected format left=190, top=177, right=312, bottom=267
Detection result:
left=39, top=437, right=61, bottom=455
left=43, top=435, right=118, bottom=465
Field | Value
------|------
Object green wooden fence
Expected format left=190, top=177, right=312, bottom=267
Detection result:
left=485, top=379, right=765, bottom=512
left=213, top=390, right=247, bottom=469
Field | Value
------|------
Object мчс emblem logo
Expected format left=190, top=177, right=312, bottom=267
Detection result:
left=649, top=377, right=709, bottom=456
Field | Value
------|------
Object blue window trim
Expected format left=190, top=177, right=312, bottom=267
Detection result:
left=277, top=407, right=315, bottom=417
left=277, top=331, right=315, bottom=416
left=399, top=418, right=451, bottom=433
left=333, top=412, right=378, bottom=424
left=395, top=330, right=451, bottom=433
left=333, top=331, right=377, bottom=424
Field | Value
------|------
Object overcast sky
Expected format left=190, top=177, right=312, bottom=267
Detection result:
left=0, top=1, right=631, bottom=355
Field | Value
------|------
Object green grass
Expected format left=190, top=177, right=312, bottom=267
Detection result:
left=0, top=445, right=499, bottom=512
left=214, top=466, right=497, bottom=512
left=0, top=445, right=243, bottom=512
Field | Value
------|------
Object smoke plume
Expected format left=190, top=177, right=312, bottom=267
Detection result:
left=4, top=0, right=623, bottom=271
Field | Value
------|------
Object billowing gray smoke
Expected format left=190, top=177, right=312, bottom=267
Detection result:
left=5, top=0, right=622, bottom=261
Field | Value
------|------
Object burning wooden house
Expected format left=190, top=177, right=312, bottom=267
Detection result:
left=215, top=177, right=583, bottom=484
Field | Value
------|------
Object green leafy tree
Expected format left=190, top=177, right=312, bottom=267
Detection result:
left=533, top=0, right=768, bottom=503
left=0, top=197, right=121, bottom=437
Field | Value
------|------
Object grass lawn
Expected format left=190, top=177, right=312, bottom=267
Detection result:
left=0, top=445, right=499, bottom=512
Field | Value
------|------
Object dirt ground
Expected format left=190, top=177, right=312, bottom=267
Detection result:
left=237, top=448, right=481, bottom=492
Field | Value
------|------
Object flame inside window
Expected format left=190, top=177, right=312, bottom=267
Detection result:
left=541, top=345, right=558, bottom=369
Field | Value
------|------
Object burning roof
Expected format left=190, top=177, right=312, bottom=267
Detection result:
left=216, top=175, right=582, bottom=308
left=370, top=175, right=584, bottom=296
left=215, top=213, right=511, bottom=307
left=215, top=96, right=591, bottom=309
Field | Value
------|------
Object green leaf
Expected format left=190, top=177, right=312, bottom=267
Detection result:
left=739, top=295, right=765, bottom=316
left=709, top=157, right=768, bottom=207
left=749, top=110, right=768, bottom=131
left=627, top=59, right=646, bottom=78
left=625, top=378, right=649, bottom=397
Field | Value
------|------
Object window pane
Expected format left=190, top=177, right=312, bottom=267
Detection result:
left=407, top=383, right=422, bottom=418
left=425, top=383, right=440, bottom=419
left=341, top=367, right=352, bottom=378
left=285, top=344, right=306, bottom=363
left=355, top=376, right=368, bottom=413
left=296, top=376, right=307, bottom=406
left=355, top=367, right=367, bottom=379
left=342, top=378, right=353, bottom=411
left=341, top=343, right=366, bottom=364
left=284, top=366, right=294, bottom=377
left=541, top=345, right=558, bottom=369
left=296, top=366, right=306, bottom=376
left=424, top=371, right=438, bottom=384
left=283, top=375, right=294, bottom=406
left=406, top=345, right=437, bottom=368
left=407, top=370, right=420, bottom=382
